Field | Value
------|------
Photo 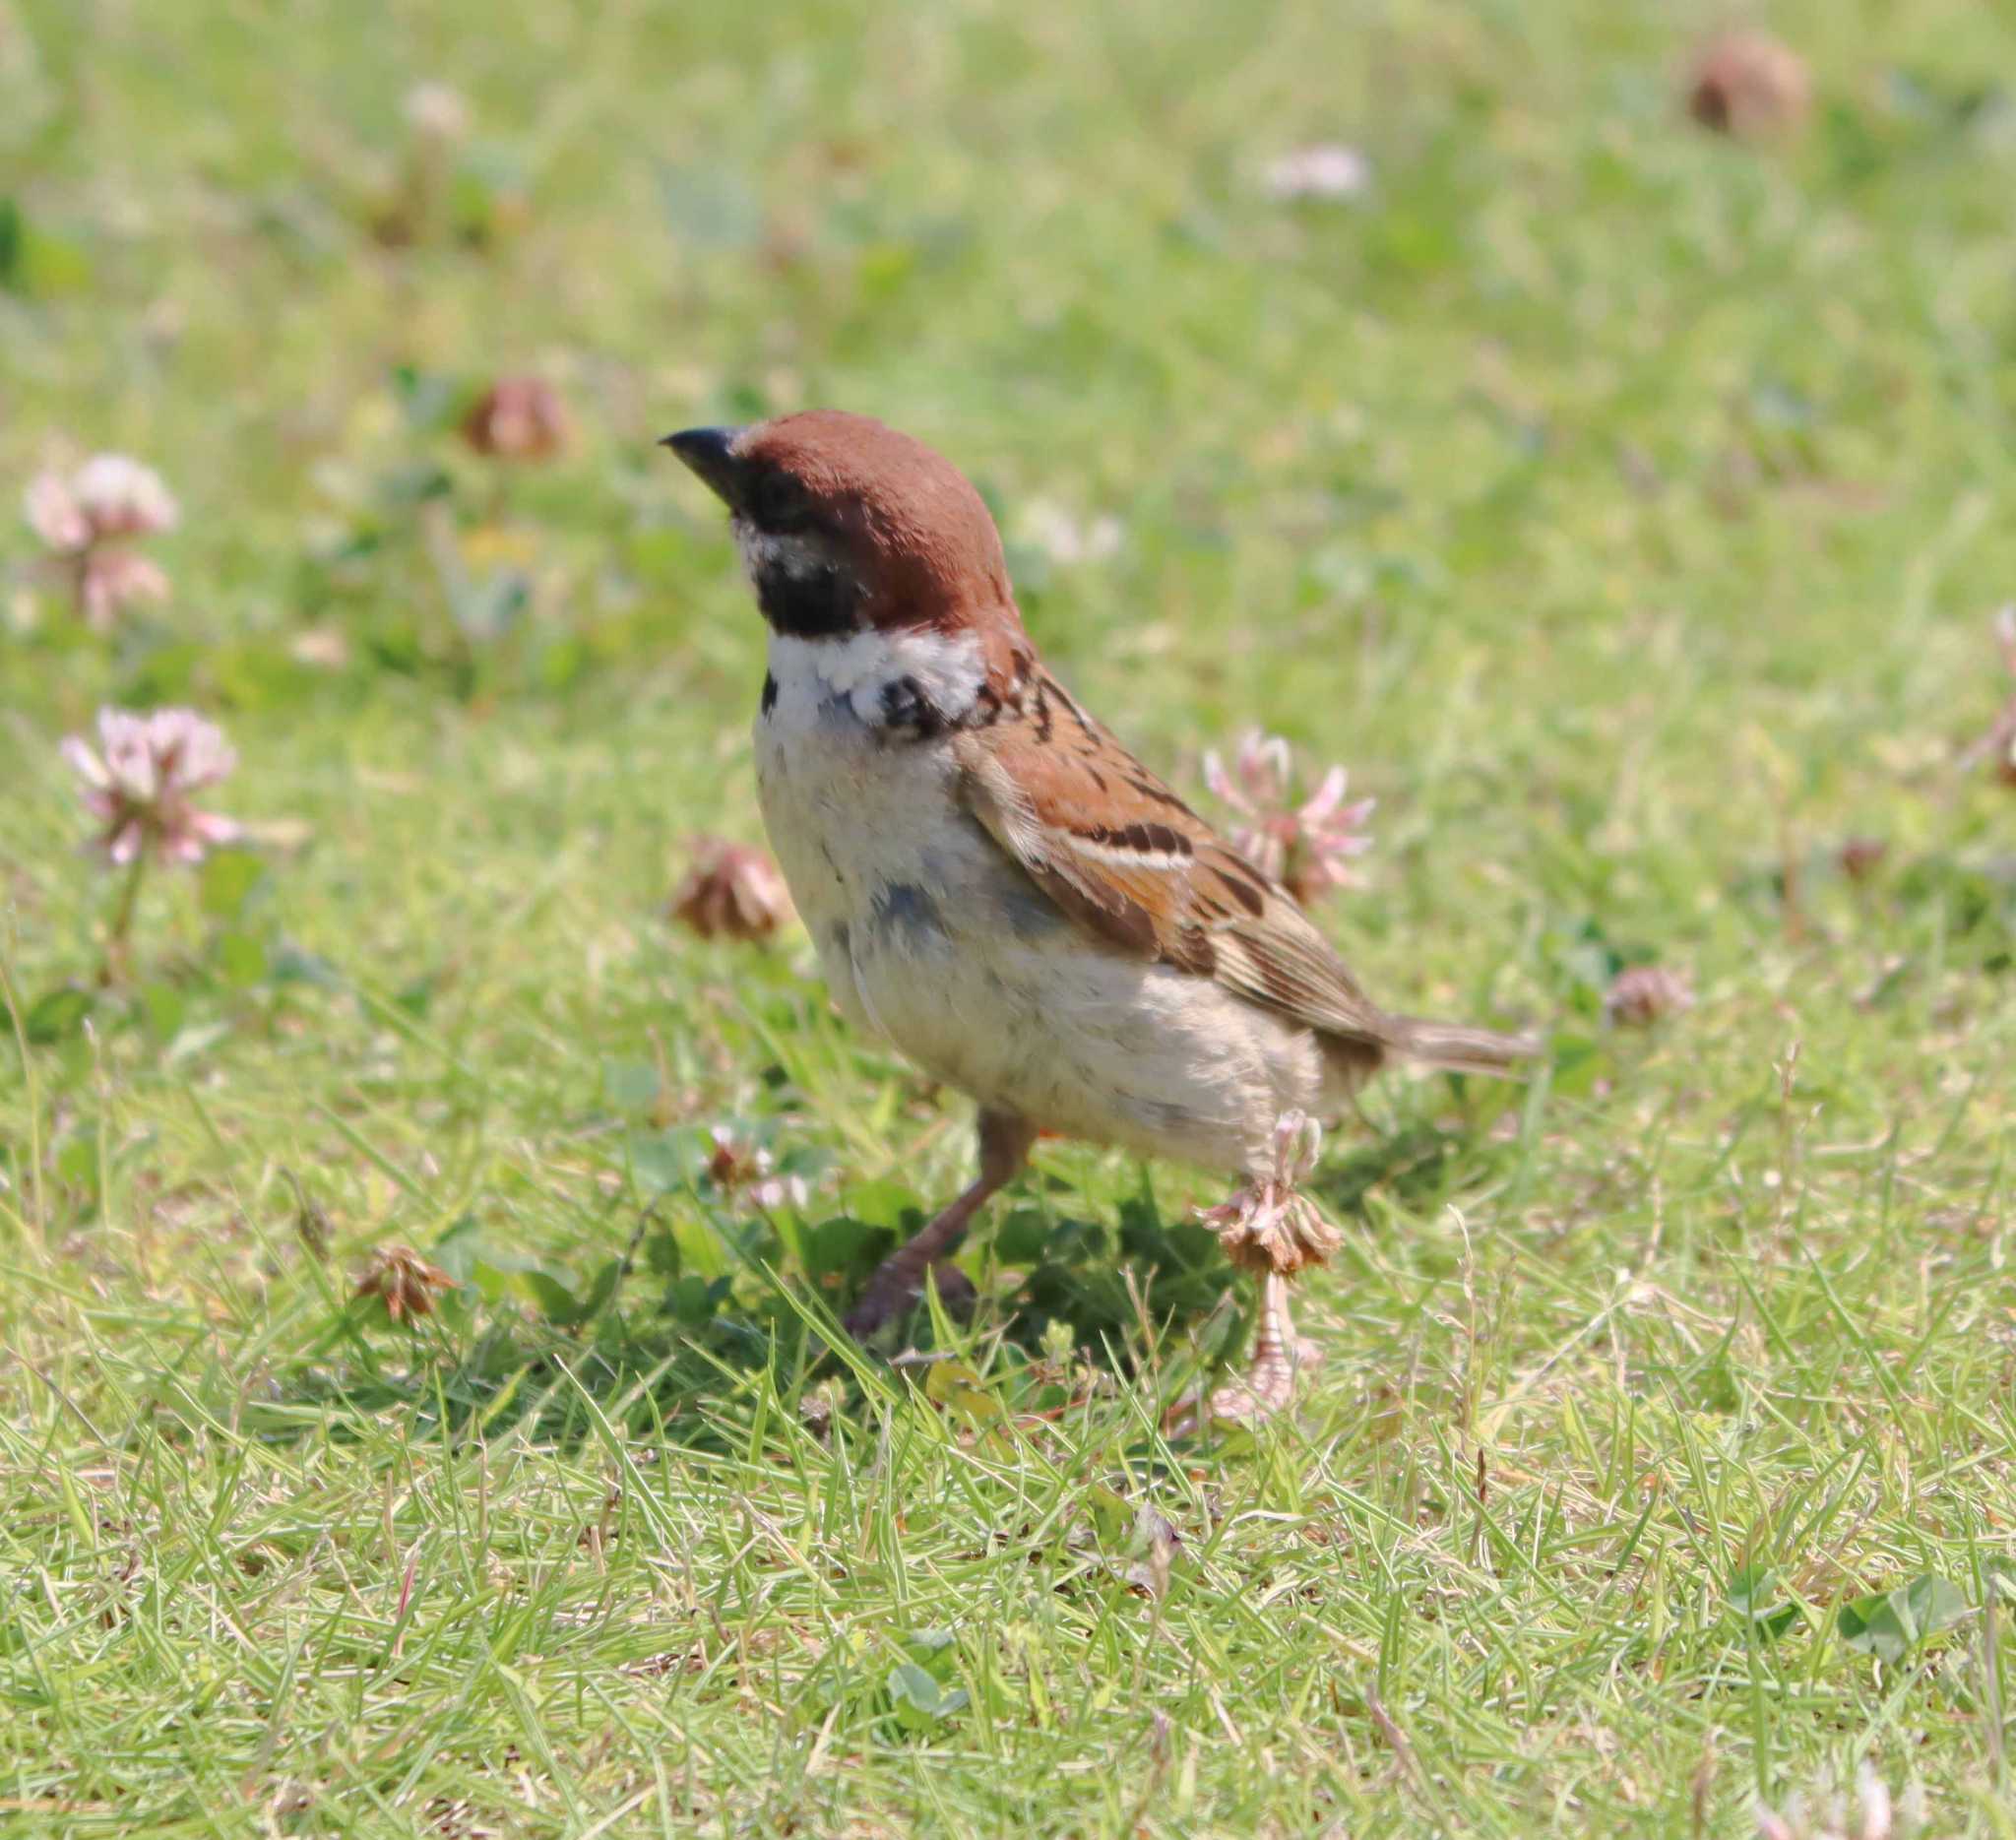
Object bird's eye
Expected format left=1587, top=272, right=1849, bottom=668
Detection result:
left=753, top=471, right=812, bottom=533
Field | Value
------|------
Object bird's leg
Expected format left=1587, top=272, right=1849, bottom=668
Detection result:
left=1206, top=1272, right=1324, bottom=1426
left=1171, top=1112, right=1334, bottom=1428
left=844, top=1109, right=1036, bottom=1339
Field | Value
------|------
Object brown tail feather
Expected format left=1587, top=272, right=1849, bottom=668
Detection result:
left=1386, top=1015, right=1543, bottom=1077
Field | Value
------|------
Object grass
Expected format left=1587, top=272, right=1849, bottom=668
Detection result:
left=4, top=0, right=2016, bottom=1832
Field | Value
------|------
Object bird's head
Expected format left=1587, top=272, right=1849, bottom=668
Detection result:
left=662, top=411, right=1021, bottom=642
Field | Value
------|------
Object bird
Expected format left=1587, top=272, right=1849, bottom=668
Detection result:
left=664, top=410, right=1537, bottom=1421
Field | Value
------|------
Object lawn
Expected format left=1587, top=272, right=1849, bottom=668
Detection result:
left=4, top=0, right=2016, bottom=1834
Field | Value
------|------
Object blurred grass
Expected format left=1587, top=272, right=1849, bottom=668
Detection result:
left=3, top=0, right=2016, bottom=1833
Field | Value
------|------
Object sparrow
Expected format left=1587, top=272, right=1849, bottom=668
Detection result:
left=665, top=411, right=1536, bottom=1420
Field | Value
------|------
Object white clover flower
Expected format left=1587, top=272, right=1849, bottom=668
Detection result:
left=1202, top=729, right=1375, bottom=903
left=1020, top=499, right=1124, bottom=567
left=23, top=454, right=178, bottom=628
left=62, top=707, right=238, bottom=865
left=704, top=1126, right=808, bottom=1214
left=67, top=454, right=179, bottom=539
left=403, top=82, right=471, bottom=143
left=1262, top=144, right=1371, bottom=202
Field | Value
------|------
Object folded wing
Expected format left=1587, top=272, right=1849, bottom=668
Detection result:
left=952, top=671, right=1399, bottom=1050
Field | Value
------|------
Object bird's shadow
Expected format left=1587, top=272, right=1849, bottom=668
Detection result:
left=245, top=1209, right=1224, bottom=1454
left=246, top=1115, right=1510, bottom=1453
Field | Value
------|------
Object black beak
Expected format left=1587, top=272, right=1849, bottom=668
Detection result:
left=661, top=425, right=750, bottom=509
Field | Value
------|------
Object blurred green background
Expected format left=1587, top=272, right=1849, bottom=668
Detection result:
left=3, top=2, right=2015, bottom=1835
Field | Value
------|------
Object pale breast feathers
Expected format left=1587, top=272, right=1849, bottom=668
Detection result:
left=756, top=627, right=1399, bottom=1051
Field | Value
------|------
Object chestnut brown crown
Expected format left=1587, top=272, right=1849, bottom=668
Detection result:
left=664, top=411, right=1020, bottom=639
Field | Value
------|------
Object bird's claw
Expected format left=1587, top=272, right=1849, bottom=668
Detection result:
left=1200, top=1334, right=1322, bottom=1426
left=1165, top=1269, right=1323, bottom=1434
left=844, top=1261, right=975, bottom=1341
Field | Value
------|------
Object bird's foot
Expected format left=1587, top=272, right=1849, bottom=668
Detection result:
left=1201, top=1330, right=1322, bottom=1427
left=842, top=1110, right=1033, bottom=1344
left=1166, top=1272, right=1321, bottom=1433
left=843, top=1259, right=976, bottom=1340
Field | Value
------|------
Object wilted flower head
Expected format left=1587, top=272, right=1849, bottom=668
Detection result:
left=354, top=1244, right=457, bottom=1323
left=669, top=840, right=791, bottom=941
left=1198, top=1110, right=1341, bottom=1275
left=1963, top=604, right=2016, bottom=787
left=24, top=455, right=178, bottom=628
left=1687, top=32, right=1811, bottom=140
left=1203, top=729, right=1375, bottom=905
left=62, top=707, right=238, bottom=866
left=403, top=81, right=470, bottom=144
left=461, top=377, right=571, bottom=462
left=1262, top=143, right=1372, bottom=201
left=1604, top=964, right=1695, bottom=1028
left=1020, top=499, right=1124, bottom=567
left=703, top=1125, right=808, bottom=1213
left=799, top=1375, right=846, bottom=1439
left=1837, top=836, right=1888, bottom=882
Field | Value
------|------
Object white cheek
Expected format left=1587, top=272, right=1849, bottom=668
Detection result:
left=868, top=628, right=987, bottom=723
left=732, top=521, right=824, bottom=589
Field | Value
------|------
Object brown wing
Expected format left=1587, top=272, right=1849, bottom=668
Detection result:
left=952, top=670, right=1399, bottom=1049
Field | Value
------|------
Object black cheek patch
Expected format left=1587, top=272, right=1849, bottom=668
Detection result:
left=755, top=559, right=861, bottom=639
left=879, top=674, right=943, bottom=737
